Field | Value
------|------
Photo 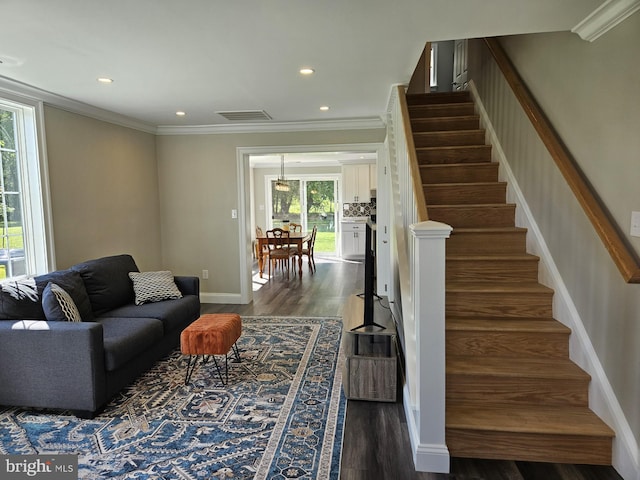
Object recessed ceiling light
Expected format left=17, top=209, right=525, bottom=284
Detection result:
left=97, top=77, right=113, bottom=84
left=299, top=68, right=315, bottom=75
left=176, top=111, right=186, bottom=116
left=320, top=105, right=330, bottom=111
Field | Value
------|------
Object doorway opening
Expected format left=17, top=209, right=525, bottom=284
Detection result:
left=239, top=144, right=384, bottom=304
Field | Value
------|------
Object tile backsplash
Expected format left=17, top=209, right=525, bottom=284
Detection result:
left=343, top=198, right=376, bottom=217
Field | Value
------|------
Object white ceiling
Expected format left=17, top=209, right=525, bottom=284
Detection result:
left=1, top=0, right=603, bottom=129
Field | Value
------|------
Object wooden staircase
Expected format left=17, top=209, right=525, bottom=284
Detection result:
left=407, top=91, right=615, bottom=465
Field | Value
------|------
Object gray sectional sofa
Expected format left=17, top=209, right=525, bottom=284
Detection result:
left=0, top=254, right=200, bottom=418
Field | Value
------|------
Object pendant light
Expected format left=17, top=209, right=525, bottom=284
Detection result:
left=275, top=154, right=290, bottom=192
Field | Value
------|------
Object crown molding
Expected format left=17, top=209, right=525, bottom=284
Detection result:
left=0, top=75, right=157, bottom=134
left=572, top=0, right=640, bottom=42
left=0, top=75, right=386, bottom=136
left=155, top=117, right=386, bottom=136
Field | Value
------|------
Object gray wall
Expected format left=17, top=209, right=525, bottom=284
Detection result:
left=44, top=107, right=161, bottom=270
left=468, top=12, right=640, bottom=447
left=155, top=129, right=384, bottom=296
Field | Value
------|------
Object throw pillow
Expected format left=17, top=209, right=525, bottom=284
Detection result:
left=128, top=271, right=182, bottom=305
left=71, top=254, right=139, bottom=315
left=0, top=277, right=43, bottom=320
left=35, top=269, right=94, bottom=321
left=42, top=282, right=82, bottom=322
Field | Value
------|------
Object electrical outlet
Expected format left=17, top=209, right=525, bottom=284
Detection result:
left=202, top=270, right=209, bottom=279
left=631, top=211, right=640, bottom=237
left=360, top=206, right=365, bottom=213
left=231, top=209, right=238, bottom=219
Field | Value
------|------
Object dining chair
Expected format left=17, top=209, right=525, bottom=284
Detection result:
left=285, top=222, right=302, bottom=250
left=297, top=225, right=318, bottom=273
left=255, top=226, right=269, bottom=262
left=266, top=228, right=296, bottom=279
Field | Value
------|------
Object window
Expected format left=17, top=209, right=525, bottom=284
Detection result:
left=266, top=174, right=339, bottom=255
left=430, top=43, right=438, bottom=88
left=0, top=95, right=52, bottom=279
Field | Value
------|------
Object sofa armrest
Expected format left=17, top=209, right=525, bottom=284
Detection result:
left=174, top=276, right=200, bottom=298
left=0, top=320, right=106, bottom=413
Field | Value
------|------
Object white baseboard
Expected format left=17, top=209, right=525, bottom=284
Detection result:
left=200, top=292, right=244, bottom=304
left=403, top=384, right=450, bottom=474
left=469, top=80, right=639, bottom=480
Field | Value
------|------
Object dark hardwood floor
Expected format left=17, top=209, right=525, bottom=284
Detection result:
left=202, top=256, right=623, bottom=480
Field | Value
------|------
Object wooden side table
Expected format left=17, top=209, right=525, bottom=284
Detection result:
left=341, top=295, right=398, bottom=402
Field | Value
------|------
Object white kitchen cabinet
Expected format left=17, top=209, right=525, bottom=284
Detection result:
left=341, top=221, right=366, bottom=258
left=369, top=163, right=377, bottom=191
left=343, top=164, right=371, bottom=204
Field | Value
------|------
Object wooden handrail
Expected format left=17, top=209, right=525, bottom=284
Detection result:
left=397, top=85, right=429, bottom=222
left=484, top=37, right=640, bottom=284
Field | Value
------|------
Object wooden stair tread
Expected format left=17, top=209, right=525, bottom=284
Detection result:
left=417, top=144, right=489, bottom=152
left=447, top=355, right=588, bottom=379
left=411, top=114, right=479, bottom=122
left=406, top=92, right=471, bottom=105
left=447, top=253, right=538, bottom=261
left=409, top=101, right=475, bottom=108
left=414, top=129, right=485, bottom=135
left=409, top=101, right=475, bottom=109
left=447, top=317, right=569, bottom=333
left=430, top=203, right=514, bottom=208
left=421, top=162, right=496, bottom=169
left=446, top=282, right=553, bottom=294
left=447, top=402, right=614, bottom=437
left=425, top=181, right=506, bottom=187
left=452, top=227, right=527, bottom=234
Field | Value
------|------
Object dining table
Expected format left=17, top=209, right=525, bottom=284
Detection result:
left=256, top=231, right=311, bottom=278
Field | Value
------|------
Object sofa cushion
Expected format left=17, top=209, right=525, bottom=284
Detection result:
left=97, top=317, right=163, bottom=371
left=42, top=283, right=82, bottom=322
left=35, top=269, right=94, bottom=321
left=128, top=271, right=182, bottom=305
left=71, top=254, right=139, bottom=315
left=0, top=277, right=42, bottom=320
left=101, top=295, right=200, bottom=334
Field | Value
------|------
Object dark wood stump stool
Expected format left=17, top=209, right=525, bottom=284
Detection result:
left=180, top=313, right=242, bottom=385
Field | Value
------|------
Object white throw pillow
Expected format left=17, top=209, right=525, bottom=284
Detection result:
left=128, top=271, right=183, bottom=305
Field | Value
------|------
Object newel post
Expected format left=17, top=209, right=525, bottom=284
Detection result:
left=408, top=220, right=452, bottom=473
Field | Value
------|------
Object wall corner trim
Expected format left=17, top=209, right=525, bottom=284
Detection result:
left=572, top=0, right=640, bottom=42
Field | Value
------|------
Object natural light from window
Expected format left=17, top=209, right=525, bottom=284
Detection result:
left=0, top=95, right=51, bottom=279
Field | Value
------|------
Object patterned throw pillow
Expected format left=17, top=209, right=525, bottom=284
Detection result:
left=128, top=271, right=183, bottom=305
left=0, top=277, right=43, bottom=320
left=42, top=282, right=83, bottom=322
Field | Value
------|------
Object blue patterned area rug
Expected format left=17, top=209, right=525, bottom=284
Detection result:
left=0, top=316, right=346, bottom=479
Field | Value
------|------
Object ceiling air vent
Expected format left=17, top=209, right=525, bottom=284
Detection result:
left=215, top=110, right=272, bottom=121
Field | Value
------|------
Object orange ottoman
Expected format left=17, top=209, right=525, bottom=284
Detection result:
left=180, top=313, right=242, bottom=385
